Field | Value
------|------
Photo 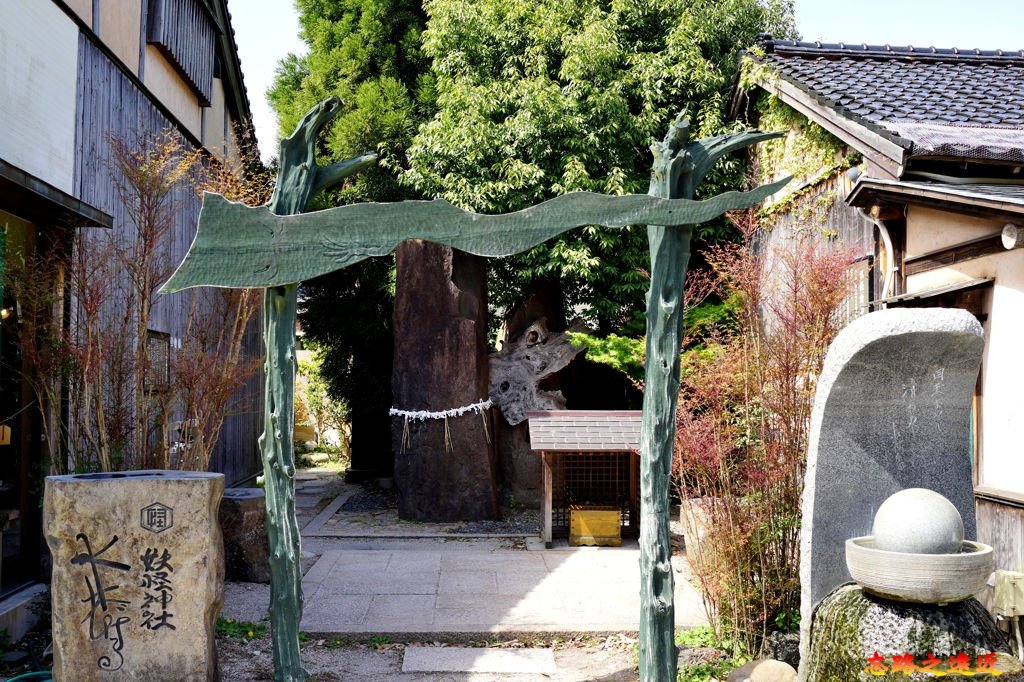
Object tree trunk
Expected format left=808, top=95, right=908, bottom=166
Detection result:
left=391, top=241, right=498, bottom=521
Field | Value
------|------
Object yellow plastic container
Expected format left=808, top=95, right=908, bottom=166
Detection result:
left=569, top=505, right=621, bottom=546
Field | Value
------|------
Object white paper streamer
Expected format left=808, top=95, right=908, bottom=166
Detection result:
left=389, top=399, right=492, bottom=421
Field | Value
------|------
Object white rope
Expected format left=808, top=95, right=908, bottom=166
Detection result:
left=389, top=399, right=492, bottom=421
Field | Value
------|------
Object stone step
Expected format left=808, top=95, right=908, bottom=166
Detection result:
left=401, top=647, right=556, bottom=674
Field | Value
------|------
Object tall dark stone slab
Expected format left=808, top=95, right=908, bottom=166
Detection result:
left=391, top=241, right=498, bottom=521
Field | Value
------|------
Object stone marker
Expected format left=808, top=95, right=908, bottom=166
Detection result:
left=219, top=488, right=271, bottom=583
left=44, top=470, right=224, bottom=681
left=803, top=585, right=1022, bottom=680
left=798, top=308, right=984, bottom=677
left=727, top=659, right=797, bottom=682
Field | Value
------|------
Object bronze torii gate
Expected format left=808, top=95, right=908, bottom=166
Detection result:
left=161, top=97, right=785, bottom=682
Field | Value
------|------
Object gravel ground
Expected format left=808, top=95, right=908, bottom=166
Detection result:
left=341, top=488, right=399, bottom=513
left=339, top=485, right=540, bottom=536
left=217, top=632, right=640, bottom=681
left=450, top=509, right=539, bottom=535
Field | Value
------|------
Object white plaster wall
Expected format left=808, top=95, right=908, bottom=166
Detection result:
left=63, top=0, right=93, bottom=27
left=98, top=0, right=142, bottom=75
left=203, top=78, right=227, bottom=160
left=905, top=230, right=1024, bottom=497
left=143, top=45, right=202, bottom=139
left=906, top=205, right=1003, bottom=256
left=976, top=260, right=1024, bottom=494
left=225, top=112, right=242, bottom=164
left=0, top=0, right=79, bottom=193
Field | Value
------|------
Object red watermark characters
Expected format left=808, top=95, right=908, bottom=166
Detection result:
left=865, top=651, right=1004, bottom=677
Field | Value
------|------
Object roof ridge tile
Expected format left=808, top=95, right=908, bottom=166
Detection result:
left=756, top=34, right=1024, bottom=64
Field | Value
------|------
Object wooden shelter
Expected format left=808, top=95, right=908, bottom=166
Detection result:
left=527, top=410, right=641, bottom=548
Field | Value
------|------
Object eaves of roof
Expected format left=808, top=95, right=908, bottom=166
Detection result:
left=208, top=0, right=255, bottom=146
left=872, top=277, right=994, bottom=307
left=526, top=411, right=642, bottom=452
left=751, top=68, right=910, bottom=178
left=0, top=158, right=113, bottom=229
left=847, top=177, right=1024, bottom=220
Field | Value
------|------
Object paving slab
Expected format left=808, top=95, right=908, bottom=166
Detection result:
left=299, top=546, right=708, bottom=635
left=284, top=469, right=708, bottom=639
left=401, top=647, right=557, bottom=674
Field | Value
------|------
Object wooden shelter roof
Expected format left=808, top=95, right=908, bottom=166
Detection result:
left=526, top=411, right=641, bottom=452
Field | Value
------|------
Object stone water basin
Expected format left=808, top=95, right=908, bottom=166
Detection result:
left=846, top=536, right=993, bottom=604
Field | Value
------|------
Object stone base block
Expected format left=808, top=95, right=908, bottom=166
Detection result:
left=44, top=470, right=224, bottom=682
left=219, top=488, right=271, bottom=584
left=804, top=584, right=1023, bottom=681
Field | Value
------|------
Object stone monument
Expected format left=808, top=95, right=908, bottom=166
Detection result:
left=44, top=470, right=224, bottom=681
left=797, top=308, right=1019, bottom=680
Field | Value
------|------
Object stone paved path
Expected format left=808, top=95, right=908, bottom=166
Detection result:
left=299, top=544, right=706, bottom=635
left=222, top=465, right=708, bottom=677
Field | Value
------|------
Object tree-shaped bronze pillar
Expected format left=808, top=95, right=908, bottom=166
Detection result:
left=261, top=97, right=376, bottom=681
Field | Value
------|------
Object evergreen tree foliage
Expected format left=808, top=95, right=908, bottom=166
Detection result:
left=268, top=0, right=433, bottom=473
left=403, top=0, right=795, bottom=331
left=268, top=0, right=795, bottom=453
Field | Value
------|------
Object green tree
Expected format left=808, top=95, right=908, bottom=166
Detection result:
left=298, top=350, right=349, bottom=447
left=268, top=0, right=433, bottom=477
left=404, top=0, right=795, bottom=332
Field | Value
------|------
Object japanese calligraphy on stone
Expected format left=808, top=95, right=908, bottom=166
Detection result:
left=70, top=534, right=177, bottom=671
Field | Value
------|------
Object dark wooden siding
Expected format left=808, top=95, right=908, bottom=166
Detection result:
left=146, top=0, right=216, bottom=106
left=975, top=496, right=1024, bottom=611
left=209, top=312, right=264, bottom=486
left=756, top=174, right=877, bottom=326
left=74, top=35, right=261, bottom=484
left=760, top=175, right=874, bottom=258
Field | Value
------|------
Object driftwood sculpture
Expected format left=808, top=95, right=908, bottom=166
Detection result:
left=161, top=97, right=785, bottom=682
left=489, top=318, right=583, bottom=426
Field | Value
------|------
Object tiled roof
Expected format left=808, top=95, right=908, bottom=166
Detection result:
left=526, top=411, right=641, bottom=452
left=751, top=37, right=1024, bottom=163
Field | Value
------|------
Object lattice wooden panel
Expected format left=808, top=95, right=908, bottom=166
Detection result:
left=549, top=451, right=638, bottom=538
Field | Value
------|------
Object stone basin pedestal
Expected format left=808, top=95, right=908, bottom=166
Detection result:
left=44, top=470, right=224, bottom=682
left=804, top=584, right=1022, bottom=680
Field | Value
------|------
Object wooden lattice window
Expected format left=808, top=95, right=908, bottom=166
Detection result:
left=835, top=255, right=873, bottom=328
left=147, top=0, right=216, bottom=105
left=549, top=451, right=639, bottom=538
left=145, top=330, right=171, bottom=392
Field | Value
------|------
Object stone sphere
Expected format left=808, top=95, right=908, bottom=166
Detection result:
left=872, top=488, right=964, bottom=554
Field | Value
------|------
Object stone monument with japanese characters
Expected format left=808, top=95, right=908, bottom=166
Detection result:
left=44, top=470, right=224, bottom=681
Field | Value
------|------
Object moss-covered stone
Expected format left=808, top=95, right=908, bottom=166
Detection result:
left=804, top=585, right=1023, bottom=681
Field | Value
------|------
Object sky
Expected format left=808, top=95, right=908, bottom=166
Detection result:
left=229, top=0, right=1024, bottom=162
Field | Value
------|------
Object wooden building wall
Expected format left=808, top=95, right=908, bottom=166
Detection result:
left=755, top=173, right=877, bottom=327
left=759, top=173, right=874, bottom=258
left=73, top=34, right=262, bottom=485
left=975, top=495, right=1024, bottom=612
